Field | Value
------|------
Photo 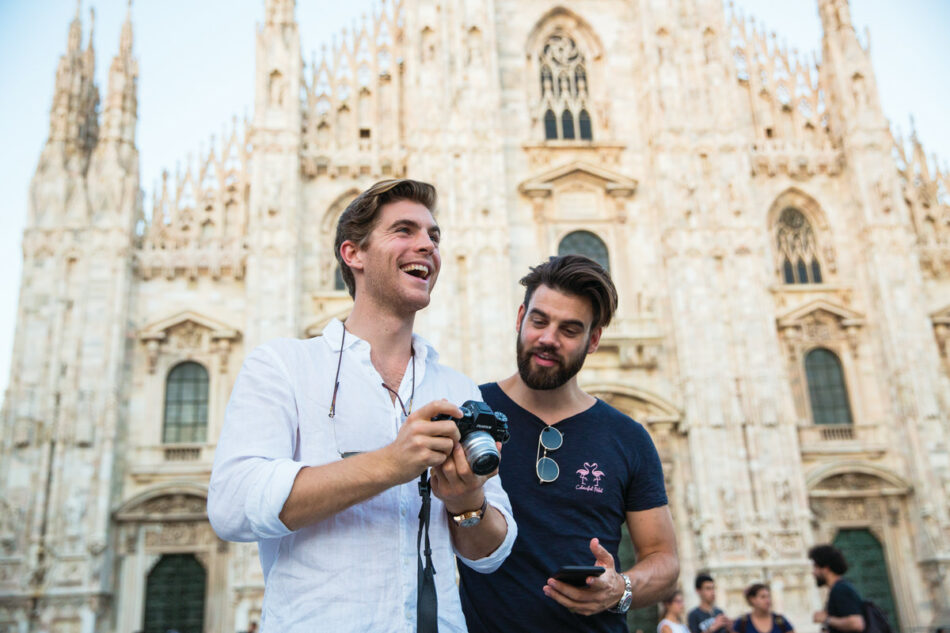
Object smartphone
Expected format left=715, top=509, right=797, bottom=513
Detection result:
left=553, top=565, right=605, bottom=587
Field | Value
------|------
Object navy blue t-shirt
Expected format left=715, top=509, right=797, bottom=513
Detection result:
left=459, top=383, right=669, bottom=633
left=827, top=579, right=862, bottom=633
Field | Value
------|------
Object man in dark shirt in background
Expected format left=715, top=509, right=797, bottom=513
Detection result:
left=809, top=545, right=865, bottom=633
left=688, top=573, right=731, bottom=633
left=459, top=255, right=679, bottom=633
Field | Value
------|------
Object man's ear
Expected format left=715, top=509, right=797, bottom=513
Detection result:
left=587, top=326, right=602, bottom=354
left=516, top=304, right=526, bottom=333
left=339, top=240, right=363, bottom=273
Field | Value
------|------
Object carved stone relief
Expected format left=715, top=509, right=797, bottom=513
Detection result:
left=139, top=314, right=240, bottom=374
left=143, top=521, right=217, bottom=550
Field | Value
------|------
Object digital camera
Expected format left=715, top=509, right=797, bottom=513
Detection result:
left=435, top=400, right=509, bottom=475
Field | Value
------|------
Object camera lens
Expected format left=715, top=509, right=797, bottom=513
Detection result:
left=460, top=431, right=500, bottom=475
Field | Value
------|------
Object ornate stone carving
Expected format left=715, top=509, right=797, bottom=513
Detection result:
left=138, top=311, right=241, bottom=374
left=815, top=472, right=881, bottom=491
left=144, top=521, right=216, bottom=549
left=168, top=321, right=206, bottom=350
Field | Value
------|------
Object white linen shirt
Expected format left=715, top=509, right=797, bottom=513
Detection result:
left=208, top=319, right=517, bottom=632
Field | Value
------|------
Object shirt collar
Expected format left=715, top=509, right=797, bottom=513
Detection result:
left=320, top=318, right=439, bottom=362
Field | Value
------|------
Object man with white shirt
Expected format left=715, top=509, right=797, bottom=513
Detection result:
left=208, top=179, right=516, bottom=632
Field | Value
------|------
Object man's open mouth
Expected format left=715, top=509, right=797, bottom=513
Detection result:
left=400, top=264, right=430, bottom=280
left=533, top=351, right=559, bottom=366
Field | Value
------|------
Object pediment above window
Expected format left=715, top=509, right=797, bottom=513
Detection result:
left=304, top=305, right=352, bottom=338
left=520, top=161, right=637, bottom=198
left=114, top=484, right=209, bottom=523
left=138, top=311, right=241, bottom=373
left=932, top=304, right=950, bottom=326
left=139, top=311, right=241, bottom=344
left=519, top=161, right=636, bottom=223
left=777, top=299, right=864, bottom=330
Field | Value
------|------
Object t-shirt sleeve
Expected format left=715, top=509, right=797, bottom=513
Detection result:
left=688, top=609, right=702, bottom=633
left=624, top=422, right=669, bottom=511
left=777, top=614, right=793, bottom=633
left=828, top=581, right=863, bottom=617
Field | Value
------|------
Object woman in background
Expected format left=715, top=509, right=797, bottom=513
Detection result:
left=658, top=590, right=691, bottom=633
left=733, top=584, right=795, bottom=633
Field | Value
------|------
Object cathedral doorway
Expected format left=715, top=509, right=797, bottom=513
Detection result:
left=144, top=553, right=207, bottom=633
left=113, top=486, right=230, bottom=633
left=807, top=466, right=915, bottom=632
left=832, top=529, right=899, bottom=631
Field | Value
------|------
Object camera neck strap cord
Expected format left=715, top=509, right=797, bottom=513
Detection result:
left=417, top=472, right=438, bottom=633
left=329, top=324, right=435, bottom=630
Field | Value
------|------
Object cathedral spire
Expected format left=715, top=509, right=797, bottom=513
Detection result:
left=119, top=0, right=133, bottom=57
left=265, top=0, right=296, bottom=27
left=44, top=3, right=99, bottom=161
left=67, top=0, right=82, bottom=53
left=817, top=0, right=886, bottom=135
left=99, top=0, right=138, bottom=147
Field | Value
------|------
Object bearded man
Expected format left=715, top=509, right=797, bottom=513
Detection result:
left=458, top=255, right=679, bottom=633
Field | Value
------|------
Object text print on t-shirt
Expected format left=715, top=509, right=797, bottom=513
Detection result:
left=575, top=462, right=605, bottom=493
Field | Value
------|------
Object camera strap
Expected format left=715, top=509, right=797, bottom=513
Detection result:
left=417, top=471, right=439, bottom=633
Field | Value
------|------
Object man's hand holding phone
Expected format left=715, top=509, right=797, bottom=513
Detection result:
left=543, top=538, right=628, bottom=616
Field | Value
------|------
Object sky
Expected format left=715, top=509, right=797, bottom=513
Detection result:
left=0, top=0, right=948, bottom=401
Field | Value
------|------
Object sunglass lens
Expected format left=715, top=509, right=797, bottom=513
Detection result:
left=540, top=426, right=563, bottom=451
left=536, top=456, right=559, bottom=482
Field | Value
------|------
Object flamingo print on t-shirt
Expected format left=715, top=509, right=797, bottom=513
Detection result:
left=575, top=461, right=605, bottom=493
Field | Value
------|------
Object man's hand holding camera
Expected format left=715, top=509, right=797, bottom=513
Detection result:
left=543, top=538, right=628, bottom=616
left=380, top=399, right=463, bottom=485
left=430, top=436, right=502, bottom=514
left=378, top=398, right=503, bottom=512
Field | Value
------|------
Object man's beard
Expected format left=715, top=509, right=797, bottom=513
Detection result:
left=516, top=334, right=588, bottom=390
left=815, top=574, right=827, bottom=587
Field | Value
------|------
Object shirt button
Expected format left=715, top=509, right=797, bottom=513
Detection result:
left=401, top=507, right=407, bottom=517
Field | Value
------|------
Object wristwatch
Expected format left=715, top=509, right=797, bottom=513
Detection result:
left=607, top=573, right=632, bottom=614
left=449, top=498, right=488, bottom=528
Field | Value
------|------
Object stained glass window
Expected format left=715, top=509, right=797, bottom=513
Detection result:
left=776, top=207, right=823, bottom=284
left=539, top=33, right=593, bottom=141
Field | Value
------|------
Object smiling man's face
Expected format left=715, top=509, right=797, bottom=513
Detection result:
left=348, top=199, right=441, bottom=314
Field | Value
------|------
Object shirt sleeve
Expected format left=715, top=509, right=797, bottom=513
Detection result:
left=688, top=609, right=702, bottom=633
left=207, top=344, right=306, bottom=542
left=625, top=422, right=669, bottom=511
left=454, top=379, right=518, bottom=573
left=828, top=581, right=863, bottom=617
left=777, top=614, right=793, bottom=633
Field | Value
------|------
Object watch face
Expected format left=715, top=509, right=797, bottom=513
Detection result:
left=457, top=516, right=481, bottom=528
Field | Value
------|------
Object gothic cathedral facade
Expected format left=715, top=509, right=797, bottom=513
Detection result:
left=2, top=0, right=950, bottom=631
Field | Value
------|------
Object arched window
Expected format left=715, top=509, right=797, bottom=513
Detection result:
left=561, top=109, right=575, bottom=139
left=539, top=32, right=592, bottom=141
left=144, top=554, right=206, bottom=633
left=558, top=230, right=609, bottom=272
left=776, top=207, right=823, bottom=284
left=163, top=362, right=209, bottom=443
left=578, top=109, right=592, bottom=140
left=544, top=109, right=558, bottom=140
left=804, top=348, right=853, bottom=425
